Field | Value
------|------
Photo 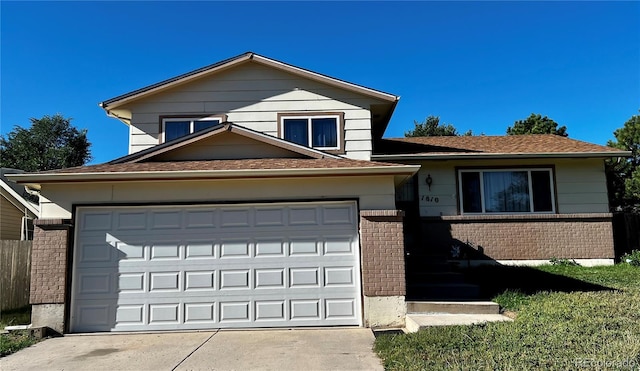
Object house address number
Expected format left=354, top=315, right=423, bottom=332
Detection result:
left=420, top=195, right=439, bottom=203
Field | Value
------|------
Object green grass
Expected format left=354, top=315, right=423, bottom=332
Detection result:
left=375, top=264, right=640, bottom=370
left=0, top=306, right=38, bottom=358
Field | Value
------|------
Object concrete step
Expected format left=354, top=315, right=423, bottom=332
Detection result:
left=405, top=313, right=513, bottom=333
left=407, top=283, right=480, bottom=300
left=407, top=301, right=500, bottom=315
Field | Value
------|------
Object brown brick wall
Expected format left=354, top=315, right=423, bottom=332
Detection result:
left=30, top=219, right=72, bottom=304
left=420, top=213, right=614, bottom=260
left=360, top=210, right=406, bottom=296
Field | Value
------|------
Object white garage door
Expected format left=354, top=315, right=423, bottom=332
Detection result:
left=71, top=201, right=361, bottom=332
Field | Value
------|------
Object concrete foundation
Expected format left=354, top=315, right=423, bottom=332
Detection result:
left=31, top=304, right=65, bottom=334
left=456, top=258, right=615, bottom=267
left=363, top=296, right=405, bottom=328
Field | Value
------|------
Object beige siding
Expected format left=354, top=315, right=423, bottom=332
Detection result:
left=39, top=175, right=397, bottom=219
left=555, top=159, right=609, bottom=213
left=1, top=196, right=24, bottom=240
left=409, top=158, right=610, bottom=217
left=410, top=160, right=458, bottom=217
left=152, top=132, right=302, bottom=161
left=123, top=63, right=385, bottom=160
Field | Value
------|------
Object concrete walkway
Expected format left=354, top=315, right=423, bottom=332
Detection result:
left=0, top=328, right=383, bottom=371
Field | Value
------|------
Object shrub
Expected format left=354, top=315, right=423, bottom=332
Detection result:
left=622, top=250, right=640, bottom=266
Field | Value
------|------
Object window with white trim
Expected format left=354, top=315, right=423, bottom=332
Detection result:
left=281, top=115, right=340, bottom=150
left=458, top=168, right=555, bottom=214
left=162, top=117, right=222, bottom=142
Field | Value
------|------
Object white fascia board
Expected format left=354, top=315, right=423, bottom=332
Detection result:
left=8, top=165, right=421, bottom=188
left=371, top=151, right=631, bottom=161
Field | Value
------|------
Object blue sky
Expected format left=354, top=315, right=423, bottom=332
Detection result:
left=2, top=1, right=639, bottom=164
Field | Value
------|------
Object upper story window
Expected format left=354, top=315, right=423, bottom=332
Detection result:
left=162, top=116, right=224, bottom=142
left=458, top=168, right=555, bottom=214
left=278, top=113, right=343, bottom=152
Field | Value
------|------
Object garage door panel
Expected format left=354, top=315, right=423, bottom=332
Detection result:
left=184, top=303, right=215, bottom=322
left=77, top=242, right=113, bottom=264
left=79, top=212, right=112, bottom=231
left=288, top=207, right=320, bottom=226
left=185, top=243, right=215, bottom=259
left=77, top=303, right=113, bottom=329
left=219, top=241, right=251, bottom=258
left=289, top=240, right=320, bottom=255
left=255, top=269, right=285, bottom=288
left=116, top=305, right=144, bottom=324
left=255, top=300, right=286, bottom=321
left=149, top=272, right=181, bottom=292
left=115, top=211, right=147, bottom=230
left=254, top=207, right=285, bottom=227
left=324, top=267, right=355, bottom=287
left=119, top=273, right=146, bottom=292
left=219, top=269, right=250, bottom=289
left=219, top=301, right=251, bottom=322
left=255, top=240, right=285, bottom=257
left=149, top=304, right=180, bottom=324
left=181, top=228, right=355, bottom=239
left=116, top=242, right=146, bottom=260
left=110, top=264, right=357, bottom=291
left=72, top=201, right=361, bottom=332
left=324, top=238, right=355, bottom=254
left=185, top=209, right=217, bottom=229
left=149, top=211, right=183, bottom=230
left=185, top=271, right=215, bottom=290
left=77, top=299, right=359, bottom=332
left=322, top=205, right=355, bottom=225
left=290, top=268, right=320, bottom=287
left=220, top=208, right=251, bottom=227
left=326, top=299, right=356, bottom=319
left=149, top=244, right=182, bottom=260
left=76, top=272, right=113, bottom=295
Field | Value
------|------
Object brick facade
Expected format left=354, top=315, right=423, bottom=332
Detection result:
left=360, top=210, right=406, bottom=296
left=30, top=219, right=72, bottom=304
left=420, top=213, right=614, bottom=260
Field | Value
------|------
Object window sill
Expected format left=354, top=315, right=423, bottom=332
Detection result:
left=322, top=148, right=346, bottom=155
left=427, top=213, right=613, bottom=222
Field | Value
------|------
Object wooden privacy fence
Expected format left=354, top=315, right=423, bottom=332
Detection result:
left=0, top=240, right=32, bottom=311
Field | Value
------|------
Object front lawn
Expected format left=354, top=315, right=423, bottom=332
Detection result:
left=0, top=306, right=38, bottom=358
left=375, top=264, right=640, bottom=370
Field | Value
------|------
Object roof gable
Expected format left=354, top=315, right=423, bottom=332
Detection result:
left=110, top=122, right=340, bottom=164
left=100, top=52, right=399, bottom=111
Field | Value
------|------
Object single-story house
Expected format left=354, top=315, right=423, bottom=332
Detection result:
left=9, top=52, right=628, bottom=334
left=374, top=135, right=627, bottom=266
left=1, top=168, right=38, bottom=240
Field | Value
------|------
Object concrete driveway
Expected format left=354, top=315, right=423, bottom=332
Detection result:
left=0, top=328, right=383, bottom=371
